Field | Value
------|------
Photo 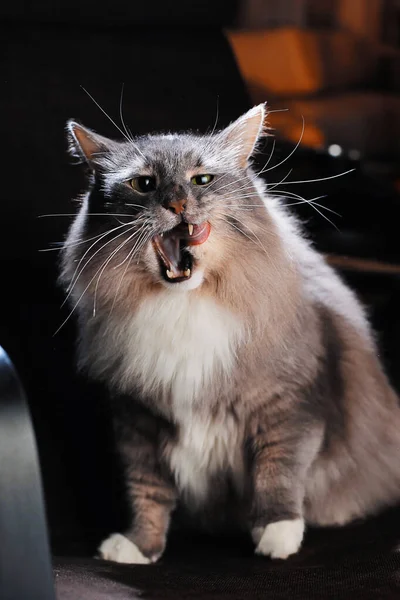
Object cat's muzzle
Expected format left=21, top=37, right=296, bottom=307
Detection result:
left=152, top=221, right=210, bottom=283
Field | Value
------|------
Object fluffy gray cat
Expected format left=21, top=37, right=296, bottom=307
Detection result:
left=61, top=105, right=400, bottom=564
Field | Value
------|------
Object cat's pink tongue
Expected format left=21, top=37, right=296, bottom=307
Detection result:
left=152, top=221, right=210, bottom=281
left=171, top=222, right=211, bottom=246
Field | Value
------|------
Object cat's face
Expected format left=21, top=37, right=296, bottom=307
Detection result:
left=62, top=105, right=273, bottom=307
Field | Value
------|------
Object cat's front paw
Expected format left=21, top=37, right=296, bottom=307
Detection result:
left=98, top=533, right=154, bottom=564
left=254, top=518, right=304, bottom=559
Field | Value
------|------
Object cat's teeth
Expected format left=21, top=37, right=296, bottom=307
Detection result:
left=166, top=269, right=174, bottom=279
left=184, top=269, right=191, bottom=277
left=160, top=233, right=164, bottom=237
left=188, top=224, right=194, bottom=236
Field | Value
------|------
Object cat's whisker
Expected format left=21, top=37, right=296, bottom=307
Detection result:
left=60, top=222, right=147, bottom=332
left=271, top=191, right=342, bottom=218
left=209, top=97, right=219, bottom=138
left=219, top=214, right=283, bottom=275
left=38, top=213, right=137, bottom=218
left=287, top=195, right=339, bottom=230
left=63, top=224, right=139, bottom=307
left=119, top=83, right=134, bottom=143
left=124, top=204, right=148, bottom=209
left=93, top=228, right=146, bottom=316
left=65, top=219, right=141, bottom=289
left=40, top=221, right=137, bottom=252
left=288, top=200, right=341, bottom=217
left=202, top=172, right=247, bottom=195
left=96, top=221, right=153, bottom=314
left=219, top=192, right=263, bottom=201
left=270, top=168, right=355, bottom=188
left=109, top=224, right=155, bottom=316
left=303, top=201, right=341, bottom=218
left=80, top=86, right=146, bottom=160
left=65, top=214, right=149, bottom=299
left=219, top=212, right=271, bottom=256
left=257, top=137, right=276, bottom=173
left=113, top=220, right=151, bottom=269
left=207, top=176, right=255, bottom=196
left=226, top=214, right=285, bottom=274
left=266, top=108, right=289, bottom=114
left=55, top=229, right=137, bottom=335
left=302, top=200, right=339, bottom=230
left=267, top=169, right=293, bottom=192
left=257, top=116, right=305, bottom=176
left=270, top=189, right=341, bottom=227
left=201, top=97, right=220, bottom=156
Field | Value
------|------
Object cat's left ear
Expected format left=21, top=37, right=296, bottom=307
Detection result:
left=216, top=104, right=267, bottom=168
left=66, top=120, right=114, bottom=164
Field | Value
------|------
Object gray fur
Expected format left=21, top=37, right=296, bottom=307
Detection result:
left=61, top=106, right=400, bottom=563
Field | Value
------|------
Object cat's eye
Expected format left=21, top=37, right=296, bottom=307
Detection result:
left=190, top=174, right=214, bottom=186
left=129, top=176, right=157, bottom=193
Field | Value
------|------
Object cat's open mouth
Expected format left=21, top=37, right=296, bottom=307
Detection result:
left=152, top=222, right=211, bottom=283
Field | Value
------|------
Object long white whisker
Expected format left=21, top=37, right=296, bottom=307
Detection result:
left=210, top=96, right=220, bottom=137
left=267, top=108, right=289, bottom=114
left=220, top=213, right=269, bottom=255
left=258, top=116, right=304, bottom=175
left=124, top=203, right=148, bottom=209
left=208, top=175, right=254, bottom=196
left=220, top=214, right=283, bottom=274
left=40, top=220, right=137, bottom=252
left=203, top=96, right=220, bottom=155
left=113, top=221, right=150, bottom=268
left=308, top=201, right=341, bottom=217
left=269, top=169, right=355, bottom=187
left=80, top=86, right=131, bottom=143
left=63, top=224, right=138, bottom=307
left=92, top=229, right=143, bottom=316
left=256, top=137, right=276, bottom=173
left=80, top=86, right=146, bottom=160
left=65, top=221, right=135, bottom=289
left=276, top=196, right=341, bottom=217
left=119, top=83, right=133, bottom=142
left=109, top=225, right=155, bottom=315
left=282, top=194, right=339, bottom=230
left=38, top=213, right=138, bottom=218
left=267, top=169, right=293, bottom=192
left=54, top=228, right=138, bottom=336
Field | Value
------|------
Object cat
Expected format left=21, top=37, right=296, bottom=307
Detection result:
left=60, top=104, right=400, bottom=564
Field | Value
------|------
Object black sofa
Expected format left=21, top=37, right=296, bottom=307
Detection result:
left=1, top=2, right=400, bottom=598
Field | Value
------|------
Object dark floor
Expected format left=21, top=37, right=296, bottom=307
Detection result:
left=53, top=507, right=400, bottom=599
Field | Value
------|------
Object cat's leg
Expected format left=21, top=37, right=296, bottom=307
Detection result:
left=99, top=407, right=177, bottom=565
left=248, top=416, right=322, bottom=560
left=99, top=484, right=176, bottom=565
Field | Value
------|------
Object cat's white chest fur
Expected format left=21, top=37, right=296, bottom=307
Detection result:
left=119, top=290, right=245, bottom=501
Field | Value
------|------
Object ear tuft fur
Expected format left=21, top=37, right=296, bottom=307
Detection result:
left=66, top=120, right=112, bottom=164
left=217, top=104, right=268, bottom=168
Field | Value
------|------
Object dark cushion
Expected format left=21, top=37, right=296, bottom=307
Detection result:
left=54, top=511, right=400, bottom=600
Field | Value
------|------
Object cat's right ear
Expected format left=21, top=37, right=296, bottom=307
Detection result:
left=66, top=120, right=112, bottom=164
left=216, top=104, right=267, bottom=168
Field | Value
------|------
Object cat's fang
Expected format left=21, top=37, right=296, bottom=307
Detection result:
left=166, top=270, right=175, bottom=279
left=188, top=224, right=194, bottom=236
left=184, top=269, right=191, bottom=277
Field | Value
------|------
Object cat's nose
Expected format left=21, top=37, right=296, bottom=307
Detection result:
left=163, top=198, right=187, bottom=214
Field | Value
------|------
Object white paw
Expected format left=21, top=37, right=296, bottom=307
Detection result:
left=98, top=533, right=151, bottom=564
left=255, top=518, right=305, bottom=559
